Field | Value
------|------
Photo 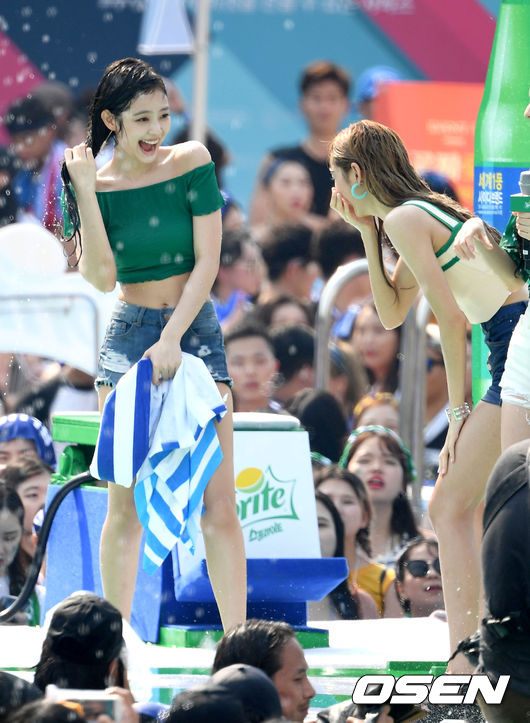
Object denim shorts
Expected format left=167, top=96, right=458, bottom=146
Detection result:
left=96, top=299, right=232, bottom=389
left=480, top=300, right=527, bottom=406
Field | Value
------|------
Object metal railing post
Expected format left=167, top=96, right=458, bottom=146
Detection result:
left=315, top=259, right=369, bottom=390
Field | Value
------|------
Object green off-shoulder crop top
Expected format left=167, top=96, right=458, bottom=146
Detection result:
left=62, top=161, right=225, bottom=284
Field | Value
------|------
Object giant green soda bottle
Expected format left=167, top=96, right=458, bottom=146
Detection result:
left=472, top=0, right=530, bottom=403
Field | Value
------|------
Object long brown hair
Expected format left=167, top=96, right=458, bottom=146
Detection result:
left=329, top=121, right=501, bottom=285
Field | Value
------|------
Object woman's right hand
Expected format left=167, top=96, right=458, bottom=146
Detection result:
left=453, top=217, right=492, bottom=260
left=330, top=188, right=374, bottom=234
left=64, top=143, right=97, bottom=194
left=438, top=417, right=466, bottom=476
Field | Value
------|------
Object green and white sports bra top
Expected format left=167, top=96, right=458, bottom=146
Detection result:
left=402, top=200, right=511, bottom=324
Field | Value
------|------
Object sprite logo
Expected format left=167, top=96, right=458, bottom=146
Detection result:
left=235, top=466, right=298, bottom=529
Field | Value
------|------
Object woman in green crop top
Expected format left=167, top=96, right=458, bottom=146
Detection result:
left=452, top=86, right=530, bottom=452
left=327, top=120, right=528, bottom=671
left=61, top=58, right=246, bottom=631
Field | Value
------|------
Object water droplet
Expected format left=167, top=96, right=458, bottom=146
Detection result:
left=160, top=60, right=171, bottom=72
left=21, top=6, right=32, bottom=17
left=46, top=6, right=58, bottom=18
left=148, top=215, right=160, bottom=228
left=198, top=345, right=211, bottom=358
left=22, top=23, right=31, bottom=32
left=283, top=18, right=295, bottom=30
left=41, top=62, right=50, bottom=72
left=174, top=253, right=183, bottom=264
left=160, top=252, right=172, bottom=265
left=69, top=77, right=79, bottom=88
left=102, top=12, right=113, bottom=22
left=288, top=344, right=297, bottom=356
left=87, top=51, right=98, bottom=64
left=116, top=241, right=124, bottom=251
left=48, top=72, right=56, bottom=80
left=42, top=34, right=50, bottom=43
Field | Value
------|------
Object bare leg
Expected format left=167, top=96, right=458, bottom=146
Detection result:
left=428, top=401, right=501, bottom=672
left=98, top=385, right=144, bottom=620
left=201, top=385, right=247, bottom=631
left=501, top=401, right=530, bottom=450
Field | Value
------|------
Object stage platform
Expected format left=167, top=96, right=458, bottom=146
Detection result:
left=0, top=616, right=450, bottom=712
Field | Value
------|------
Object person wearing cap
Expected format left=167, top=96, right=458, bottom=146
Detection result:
left=354, top=65, right=403, bottom=121
left=165, top=684, right=247, bottom=723
left=32, top=591, right=157, bottom=723
left=209, top=663, right=283, bottom=723
left=0, top=413, right=56, bottom=472
left=4, top=94, right=65, bottom=233
left=212, top=619, right=316, bottom=722
left=250, top=61, right=351, bottom=224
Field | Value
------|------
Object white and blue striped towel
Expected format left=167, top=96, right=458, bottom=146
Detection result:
left=90, top=353, right=227, bottom=573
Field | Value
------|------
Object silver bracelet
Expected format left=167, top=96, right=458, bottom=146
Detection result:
left=445, top=402, right=471, bottom=422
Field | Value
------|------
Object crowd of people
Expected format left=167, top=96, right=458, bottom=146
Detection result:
left=0, top=52, right=529, bottom=723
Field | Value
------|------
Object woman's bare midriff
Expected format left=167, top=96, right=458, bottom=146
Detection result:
left=118, top=272, right=192, bottom=309
left=502, top=286, right=529, bottom=307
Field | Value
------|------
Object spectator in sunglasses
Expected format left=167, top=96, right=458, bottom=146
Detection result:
left=395, top=536, right=445, bottom=618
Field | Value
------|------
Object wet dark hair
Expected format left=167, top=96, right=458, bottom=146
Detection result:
left=61, top=57, right=166, bottom=265
left=314, top=465, right=372, bottom=557
left=211, top=619, right=295, bottom=677
left=0, top=483, right=25, bottom=596
left=329, top=121, right=502, bottom=293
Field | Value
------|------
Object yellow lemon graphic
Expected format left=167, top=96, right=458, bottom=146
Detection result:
left=235, top=467, right=264, bottom=493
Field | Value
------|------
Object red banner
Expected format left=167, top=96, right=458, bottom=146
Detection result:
left=373, top=81, right=484, bottom=211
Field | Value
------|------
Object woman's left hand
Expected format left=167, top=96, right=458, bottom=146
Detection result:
left=142, top=337, right=182, bottom=385
left=453, top=217, right=492, bottom=260
left=515, top=211, right=530, bottom=240
left=438, top=418, right=466, bottom=476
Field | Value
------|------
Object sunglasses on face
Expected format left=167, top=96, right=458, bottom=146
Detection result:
left=426, top=357, right=444, bottom=373
left=404, top=558, right=441, bottom=577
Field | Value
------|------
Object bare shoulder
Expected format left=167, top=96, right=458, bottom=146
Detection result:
left=168, top=141, right=212, bottom=175
left=384, top=205, right=436, bottom=253
left=384, top=203, right=431, bottom=233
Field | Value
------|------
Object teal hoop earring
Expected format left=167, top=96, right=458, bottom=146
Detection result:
left=351, top=183, right=367, bottom=200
